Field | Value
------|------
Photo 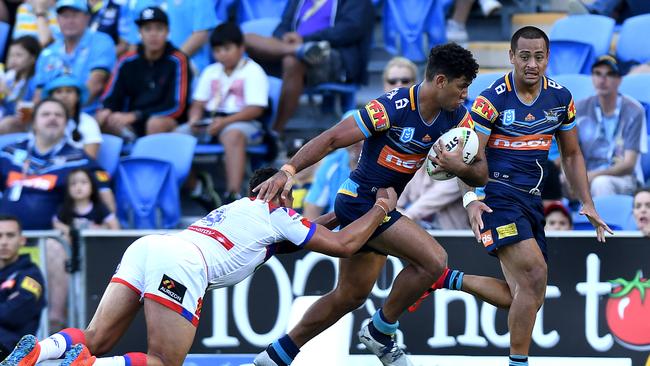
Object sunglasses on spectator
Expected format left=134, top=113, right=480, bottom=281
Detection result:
left=592, top=70, right=618, bottom=78
left=386, top=78, right=414, bottom=85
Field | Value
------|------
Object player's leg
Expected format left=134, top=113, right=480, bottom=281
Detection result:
left=498, top=238, right=547, bottom=365
left=457, top=273, right=512, bottom=308
left=254, top=251, right=387, bottom=366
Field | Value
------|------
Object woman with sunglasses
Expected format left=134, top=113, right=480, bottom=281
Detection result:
left=382, top=57, right=418, bottom=92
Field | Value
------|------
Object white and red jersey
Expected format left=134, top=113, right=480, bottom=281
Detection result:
left=174, top=198, right=316, bottom=289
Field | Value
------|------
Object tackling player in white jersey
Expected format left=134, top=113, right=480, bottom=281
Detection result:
left=1, top=167, right=397, bottom=366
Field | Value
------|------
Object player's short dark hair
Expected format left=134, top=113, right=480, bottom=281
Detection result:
left=0, top=214, right=22, bottom=232
left=248, top=167, right=279, bottom=196
left=210, top=22, right=243, bottom=48
left=425, top=43, right=478, bottom=83
left=511, top=26, right=549, bottom=52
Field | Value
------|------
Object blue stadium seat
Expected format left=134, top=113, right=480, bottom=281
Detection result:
left=620, top=74, right=650, bottom=105
left=594, top=194, right=636, bottom=231
left=0, top=21, right=10, bottom=60
left=642, top=139, right=650, bottom=184
left=214, top=0, right=236, bottom=22
left=548, top=40, right=594, bottom=75
left=95, top=134, right=123, bottom=177
left=552, top=74, right=594, bottom=103
left=238, top=0, right=287, bottom=23
left=616, top=14, right=650, bottom=65
left=129, top=133, right=197, bottom=185
left=0, top=132, right=28, bottom=150
left=383, top=0, right=451, bottom=62
left=466, top=72, right=502, bottom=108
left=550, top=14, right=615, bottom=57
left=240, top=17, right=281, bottom=37
left=114, top=158, right=180, bottom=229
left=194, top=76, right=282, bottom=157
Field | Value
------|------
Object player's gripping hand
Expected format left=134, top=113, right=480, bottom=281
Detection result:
left=466, top=200, right=493, bottom=242
left=429, top=137, right=466, bottom=176
left=253, top=168, right=294, bottom=202
left=375, top=187, right=398, bottom=213
left=580, top=203, right=614, bottom=243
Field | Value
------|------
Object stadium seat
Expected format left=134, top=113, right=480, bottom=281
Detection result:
left=466, top=72, right=502, bottom=108
left=238, top=0, right=287, bottom=23
left=642, top=143, right=650, bottom=184
left=620, top=74, right=650, bottom=105
left=240, top=17, right=281, bottom=37
left=0, top=21, right=10, bottom=60
left=114, top=157, right=180, bottom=229
left=129, top=133, right=197, bottom=185
left=95, top=134, right=123, bottom=177
left=616, top=14, right=650, bottom=66
left=593, top=194, right=637, bottom=231
left=548, top=40, right=594, bottom=75
left=0, top=132, right=28, bottom=150
left=383, top=0, right=452, bottom=62
left=214, top=0, right=236, bottom=22
left=550, top=14, right=615, bottom=57
left=552, top=74, right=594, bottom=103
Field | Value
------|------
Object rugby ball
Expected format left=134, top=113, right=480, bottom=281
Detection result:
left=426, top=127, right=479, bottom=181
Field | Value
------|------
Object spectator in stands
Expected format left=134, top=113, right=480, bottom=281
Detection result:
left=244, top=0, right=374, bottom=134
left=183, top=22, right=268, bottom=204
left=573, top=55, right=647, bottom=197
left=543, top=201, right=573, bottom=231
left=53, top=168, right=119, bottom=243
left=122, top=0, right=218, bottom=72
left=33, top=0, right=116, bottom=113
left=286, top=136, right=318, bottom=214
left=446, top=0, right=502, bottom=43
left=43, top=74, right=102, bottom=158
left=633, top=188, right=650, bottom=237
left=96, top=6, right=191, bottom=140
left=568, top=0, right=650, bottom=23
left=0, top=214, right=45, bottom=360
left=0, top=36, right=41, bottom=134
left=382, top=56, right=418, bottom=92
left=12, top=0, right=58, bottom=47
left=88, top=0, right=129, bottom=56
left=0, top=98, right=115, bottom=331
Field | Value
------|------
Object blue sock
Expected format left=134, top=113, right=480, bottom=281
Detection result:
left=444, top=269, right=464, bottom=290
left=369, top=309, right=399, bottom=345
left=267, top=335, right=299, bottom=366
left=509, top=354, right=528, bottom=366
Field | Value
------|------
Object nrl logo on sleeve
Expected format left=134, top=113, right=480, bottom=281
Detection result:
left=365, top=99, right=390, bottom=131
left=158, top=274, right=187, bottom=303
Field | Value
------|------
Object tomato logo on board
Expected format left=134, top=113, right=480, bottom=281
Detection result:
left=605, top=270, right=650, bottom=350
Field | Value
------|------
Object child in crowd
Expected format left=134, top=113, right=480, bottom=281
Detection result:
left=43, top=74, right=103, bottom=158
left=544, top=201, right=573, bottom=231
left=0, top=36, right=41, bottom=133
left=633, top=188, right=650, bottom=237
left=53, top=168, right=119, bottom=243
left=183, top=22, right=269, bottom=204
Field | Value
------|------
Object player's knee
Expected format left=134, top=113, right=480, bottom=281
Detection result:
left=417, top=250, right=448, bottom=281
left=519, top=264, right=547, bottom=299
left=82, top=328, right=107, bottom=355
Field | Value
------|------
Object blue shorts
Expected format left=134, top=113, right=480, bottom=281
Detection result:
left=479, top=183, right=547, bottom=260
left=334, top=178, right=401, bottom=254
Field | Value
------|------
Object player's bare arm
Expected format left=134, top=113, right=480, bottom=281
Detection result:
left=556, top=128, right=613, bottom=242
left=254, top=115, right=367, bottom=202
left=304, top=187, right=397, bottom=257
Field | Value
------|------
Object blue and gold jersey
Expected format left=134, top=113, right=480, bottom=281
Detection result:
left=470, top=72, right=576, bottom=195
left=351, top=83, right=473, bottom=194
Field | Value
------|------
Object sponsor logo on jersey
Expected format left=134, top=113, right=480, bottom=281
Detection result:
left=544, top=109, right=560, bottom=123
left=399, top=127, right=415, bottom=143
left=187, top=225, right=234, bottom=250
left=158, top=274, right=187, bottom=303
left=365, top=99, right=390, bottom=131
left=20, top=276, right=42, bottom=299
left=567, top=99, right=576, bottom=120
left=377, top=145, right=426, bottom=174
left=457, top=111, right=475, bottom=129
left=422, top=134, right=432, bottom=143
left=472, top=96, right=498, bottom=123
left=503, top=109, right=516, bottom=125
left=395, top=98, right=409, bottom=110
left=488, top=134, right=553, bottom=151
left=480, top=230, right=494, bottom=247
left=525, top=113, right=535, bottom=121
left=497, top=223, right=518, bottom=239
left=7, top=172, right=57, bottom=190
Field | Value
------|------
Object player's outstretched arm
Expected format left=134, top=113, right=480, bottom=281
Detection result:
left=254, top=115, right=366, bottom=202
left=304, top=187, right=397, bottom=257
left=557, top=128, right=614, bottom=242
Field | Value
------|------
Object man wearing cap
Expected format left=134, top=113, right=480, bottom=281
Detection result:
left=33, top=0, right=116, bottom=113
left=572, top=54, right=648, bottom=197
left=96, top=6, right=191, bottom=139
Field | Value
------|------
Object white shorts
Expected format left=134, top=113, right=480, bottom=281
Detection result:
left=111, top=235, right=208, bottom=326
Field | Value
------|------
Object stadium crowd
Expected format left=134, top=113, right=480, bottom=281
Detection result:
left=0, top=0, right=646, bottom=360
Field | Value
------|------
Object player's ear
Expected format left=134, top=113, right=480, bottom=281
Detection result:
left=434, top=74, right=447, bottom=89
left=508, top=49, right=515, bottom=64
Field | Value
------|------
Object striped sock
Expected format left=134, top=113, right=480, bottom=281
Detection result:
left=37, top=328, right=86, bottom=362
left=443, top=269, right=465, bottom=290
left=509, top=354, right=528, bottom=366
left=267, top=335, right=299, bottom=366
left=371, top=309, right=399, bottom=338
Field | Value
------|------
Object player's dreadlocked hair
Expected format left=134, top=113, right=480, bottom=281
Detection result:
left=511, top=26, right=549, bottom=52
left=424, top=43, right=479, bottom=83
left=249, top=167, right=279, bottom=196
